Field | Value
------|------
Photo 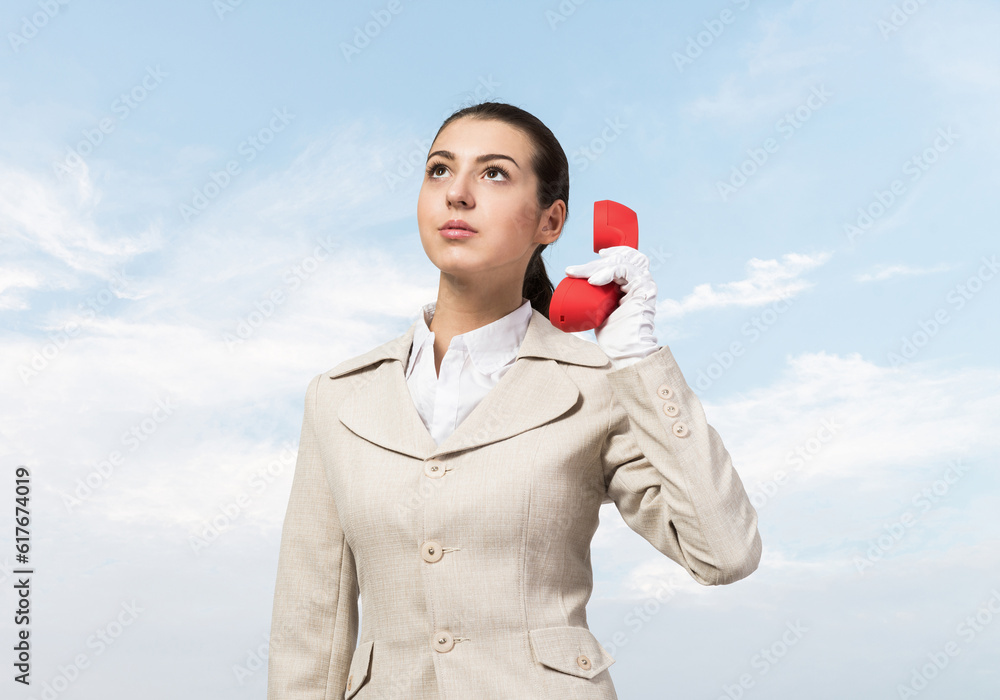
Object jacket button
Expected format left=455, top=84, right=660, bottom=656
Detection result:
left=672, top=422, right=689, bottom=437
left=656, top=383, right=674, bottom=400
left=432, top=630, right=455, bottom=652
left=424, top=459, right=446, bottom=478
left=347, top=674, right=353, bottom=690
left=661, top=402, right=679, bottom=417
left=577, top=654, right=592, bottom=670
left=421, top=540, right=443, bottom=562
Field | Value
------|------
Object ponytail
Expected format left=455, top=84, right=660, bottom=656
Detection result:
left=522, top=243, right=553, bottom=317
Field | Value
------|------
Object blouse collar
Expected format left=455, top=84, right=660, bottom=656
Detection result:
left=407, top=297, right=533, bottom=378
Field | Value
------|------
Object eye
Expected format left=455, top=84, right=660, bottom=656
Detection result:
left=484, top=163, right=511, bottom=181
left=425, top=161, right=447, bottom=178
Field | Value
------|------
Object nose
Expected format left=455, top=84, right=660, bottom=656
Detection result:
left=446, top=173, right=473, bottom=209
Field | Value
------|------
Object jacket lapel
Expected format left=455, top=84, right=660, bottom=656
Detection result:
left=332, top=308, right=609, bottom=460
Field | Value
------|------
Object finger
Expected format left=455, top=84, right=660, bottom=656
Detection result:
left=620, top=266, right=650, bottom=289
left=598, top=246, right=650, bottom=271
left=564, top=260, right=602, bottom=278
left=587, top=266, right=616, bottom=286
left=607, top=261, right=642, bottom=287
left=597, top=245, right=634, bottom=258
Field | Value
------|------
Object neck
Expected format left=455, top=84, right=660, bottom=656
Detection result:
left=427, top=273, right=527, bottom=375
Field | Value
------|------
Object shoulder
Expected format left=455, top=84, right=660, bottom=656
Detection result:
left=518, top=308, right=611, bottom=370
left=320, top=319, right=417, bottom=383
left=530, top=322, right=617, bottom=402
left=287, top=327, right=413, bottom=415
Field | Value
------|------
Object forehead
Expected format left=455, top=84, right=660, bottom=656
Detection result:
left=432, top=118, right=532, bottom=158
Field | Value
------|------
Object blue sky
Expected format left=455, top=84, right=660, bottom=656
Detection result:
left=1, top=0, right=999, bottom=697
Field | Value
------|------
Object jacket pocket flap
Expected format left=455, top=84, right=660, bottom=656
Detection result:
left=529, top=626, right=615, bottom=679
left=345, top=640, right=374, bottom=699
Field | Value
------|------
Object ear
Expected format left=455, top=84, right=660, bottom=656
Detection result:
left=537, top=199, right=565, bottom=245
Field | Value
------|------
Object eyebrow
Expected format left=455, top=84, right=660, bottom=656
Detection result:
left=426, top=150, right=520, bottom=169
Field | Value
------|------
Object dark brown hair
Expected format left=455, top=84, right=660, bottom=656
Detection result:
left=429, top=101, right=569, bottom=319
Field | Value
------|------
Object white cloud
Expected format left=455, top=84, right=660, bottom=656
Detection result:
left=594, top=350, right=1000, bottom=602
left=704, top=351, right=999, bottom=486
left=854, top=262, right=955, bottom=282
left=657, top=251, right=832, bottom=319
left=0, top=164, right=161, bottom=279
left=0, top=267, right=42, bottom=310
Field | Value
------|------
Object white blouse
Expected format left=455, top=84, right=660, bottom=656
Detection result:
left=404, top=298, right=534, bottom=446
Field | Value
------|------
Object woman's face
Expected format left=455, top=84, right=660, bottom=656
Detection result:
left=417, top=117, right=562, bottom=282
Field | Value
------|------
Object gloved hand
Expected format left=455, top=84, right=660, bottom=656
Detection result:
left=564, top=246, right=660, bottom=370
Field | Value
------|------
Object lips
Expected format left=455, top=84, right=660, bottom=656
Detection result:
left=439, top=219, right=477, bottom=233
left=439, top=219, right=478, bottom=239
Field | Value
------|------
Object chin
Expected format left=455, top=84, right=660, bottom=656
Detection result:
left=432, top=255, right=488, bottom=277
left=435, top=261, right=481, bottom=276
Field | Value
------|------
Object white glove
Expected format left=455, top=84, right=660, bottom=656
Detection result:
left=564, top=246, right=660, bottom=369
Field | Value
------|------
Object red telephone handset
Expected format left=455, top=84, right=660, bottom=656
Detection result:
left=549, top=200, right=639, bottom=333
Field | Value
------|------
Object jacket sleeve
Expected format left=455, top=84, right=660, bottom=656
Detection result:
left=268, top=373, right=360, bottom=699
left=600, top=345, right=762, bottom=585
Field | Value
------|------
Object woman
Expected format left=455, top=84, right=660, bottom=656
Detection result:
left=267, top=102, right=761, bottom=699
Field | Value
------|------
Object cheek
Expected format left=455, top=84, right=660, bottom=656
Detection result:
left=485, top=228, right=531, bottom=262
left=501, top=199, right=539, bottom=237
left=416, top=194, right=430, bottom=228
left=496, top=204, right=538, bottom=248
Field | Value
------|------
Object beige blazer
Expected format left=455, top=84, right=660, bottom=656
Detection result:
left=267, top=307, right=762, bottom=699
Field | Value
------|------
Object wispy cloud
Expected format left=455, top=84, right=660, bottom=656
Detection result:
left=705, top=351, right=1000, bottom=487
left=854, top=262, right=954, bottom=282
left=0, top=267, right=43, bottom=310
left=657, top=251, right=832, bottom=319
left=0, top=164, right=161, bottom=280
